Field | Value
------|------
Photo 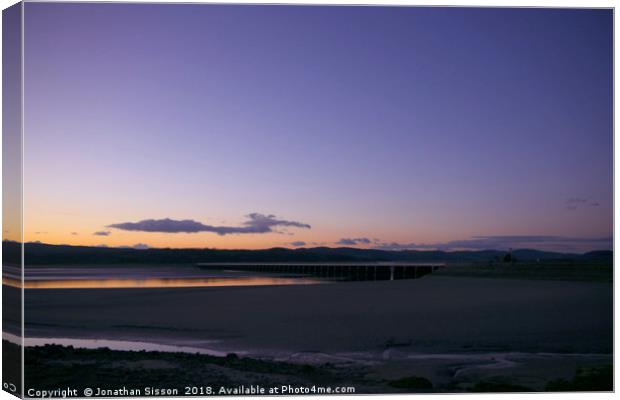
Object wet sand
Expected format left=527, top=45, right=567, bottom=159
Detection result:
left=24, top=274, right=612, bottom=354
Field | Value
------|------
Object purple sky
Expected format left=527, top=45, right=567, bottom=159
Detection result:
left=22, top=4, right=612, bottom=252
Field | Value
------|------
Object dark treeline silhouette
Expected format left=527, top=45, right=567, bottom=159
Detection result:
left=2, top=241, right=611, bottom=266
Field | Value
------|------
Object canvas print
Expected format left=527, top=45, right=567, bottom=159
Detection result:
left=2, top=2, right=614, bottom=397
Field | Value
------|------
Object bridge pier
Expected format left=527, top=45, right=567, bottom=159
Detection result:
left=197, top=262, right=443, bottom=282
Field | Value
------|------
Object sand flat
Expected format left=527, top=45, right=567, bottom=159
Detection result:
left=23, top=274, right=612, bottom=357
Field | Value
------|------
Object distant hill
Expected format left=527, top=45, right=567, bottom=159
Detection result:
left=2, top=241, right=611, bottom=265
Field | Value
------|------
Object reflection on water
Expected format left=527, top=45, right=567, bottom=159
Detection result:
left=3, top=264, right=325, bottom=289
left=3, top=332, right=233, bottom=357
left=3, top=276, right=323, bottom=289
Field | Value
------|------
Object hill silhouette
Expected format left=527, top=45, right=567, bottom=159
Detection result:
left=2, top=241, right=611, bottom=265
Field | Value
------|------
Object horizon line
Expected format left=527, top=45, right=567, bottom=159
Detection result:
left=4, top=240, right=613, bottom=255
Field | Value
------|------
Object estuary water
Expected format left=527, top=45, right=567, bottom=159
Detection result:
left=2, top=264, right=323, bottom=289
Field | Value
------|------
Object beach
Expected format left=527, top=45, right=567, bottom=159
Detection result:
left=18, top=272, right=613, bottom=392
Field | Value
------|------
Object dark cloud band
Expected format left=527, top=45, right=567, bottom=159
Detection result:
left=373, top=235, right=612, bottom=253
left=107, top=213, right=311, bottom=236
left=337, top=237, right=372, bottom=245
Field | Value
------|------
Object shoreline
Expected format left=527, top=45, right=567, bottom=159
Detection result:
left=10, top=332, right=614, bottom=364
left=14, top=340, right=612, bottom=394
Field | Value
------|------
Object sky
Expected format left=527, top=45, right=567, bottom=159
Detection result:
left=17, top=4, right=613, bottom=252
left=3, top=3, right=22, bottom=248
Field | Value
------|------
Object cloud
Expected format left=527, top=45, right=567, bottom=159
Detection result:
left=118, top=243, right=150, bottom=250
left=107, top=213, right=311, bottom=236
left=93, top=231, right=111, bottom=236
left=373, top=242, right=434, bottom=251
left=566, top=197, right=600, bottom=210
left=71, top=232, right=78, bottom=235
left=373, top=235, right=612, bottom=253
left=289, top=241, right=306, bottom=247
left=336, top=237, right=372, bottom=246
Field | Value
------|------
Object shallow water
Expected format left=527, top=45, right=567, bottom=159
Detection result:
left=3, top=264, right=324, bottom=289
left=4, top=276, right=323, bottom=289
left=3, top=332, right=233, bottom=357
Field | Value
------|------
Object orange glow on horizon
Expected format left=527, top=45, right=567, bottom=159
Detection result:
left=3, top=276, right=323, bottom=289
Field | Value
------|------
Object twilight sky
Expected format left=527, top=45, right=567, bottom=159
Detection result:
left=21, top=4, right=612, bottom=252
